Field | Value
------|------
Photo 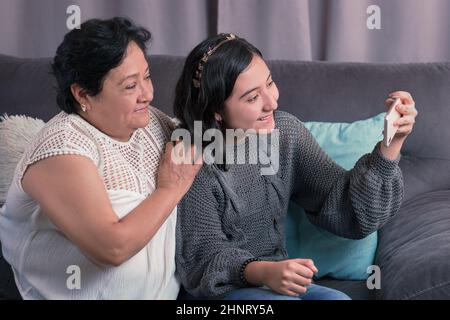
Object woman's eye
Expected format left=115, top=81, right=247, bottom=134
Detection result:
left=267, top=80, right=274, bottom=87
left=125, top=83, right=136, bottom=90
left=145, top=74, right=151, bottom=81
left=247, top=95, right=259, bottom=103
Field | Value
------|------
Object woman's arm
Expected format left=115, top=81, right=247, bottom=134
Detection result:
left=22, top=142, right=200, bottom=266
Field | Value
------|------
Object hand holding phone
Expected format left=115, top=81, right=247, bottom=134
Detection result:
left=383, top=97, right=402, bottom=147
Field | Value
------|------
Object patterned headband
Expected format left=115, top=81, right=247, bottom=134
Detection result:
left=192, top=33, right=236, bottom=88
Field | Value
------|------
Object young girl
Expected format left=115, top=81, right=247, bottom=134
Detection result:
left=173, top=34, right=417, bottom=300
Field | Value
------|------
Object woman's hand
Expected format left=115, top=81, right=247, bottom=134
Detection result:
left=380, top=91, right=418, bottom=160
left=245, top=259, right=318, bottom=297
left=157, top=141, right=203, bottom=199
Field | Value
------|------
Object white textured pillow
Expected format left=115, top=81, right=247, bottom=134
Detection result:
left=0, top=114, right=45, bottom=204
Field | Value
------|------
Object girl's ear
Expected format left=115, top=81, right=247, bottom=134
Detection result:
left=215, top=112, right=222, bottom=122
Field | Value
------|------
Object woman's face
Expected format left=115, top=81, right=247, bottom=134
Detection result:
left=85, top=41, right=153, bottom=141
left=221, top=55, right=279, bottom=132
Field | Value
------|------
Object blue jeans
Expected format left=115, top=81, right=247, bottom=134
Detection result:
left=223, top=284, right=351, bottom=300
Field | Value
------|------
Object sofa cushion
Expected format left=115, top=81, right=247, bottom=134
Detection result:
left=0, top=115, right=45, bottom=205
left=0, top=114, right=45, bottom=300
left=376, top=190, right=450, bottom=299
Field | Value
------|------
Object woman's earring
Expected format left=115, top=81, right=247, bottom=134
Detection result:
left=81, top=104, right=87, bottom=112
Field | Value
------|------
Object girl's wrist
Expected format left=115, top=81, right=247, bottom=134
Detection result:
left=243, top=260, right=274, bottom=286
left=379, top=139, right=404, bottom=161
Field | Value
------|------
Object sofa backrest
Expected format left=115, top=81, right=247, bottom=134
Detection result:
left=1, top=54, right=449, bottom=202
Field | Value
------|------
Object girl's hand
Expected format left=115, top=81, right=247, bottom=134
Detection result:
left=262, top=259, right=318, bottom=296
left=385, top=91, right=418, bottom=142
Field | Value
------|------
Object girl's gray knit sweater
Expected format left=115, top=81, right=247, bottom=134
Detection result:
left=176, top=111, right=404, bottom=298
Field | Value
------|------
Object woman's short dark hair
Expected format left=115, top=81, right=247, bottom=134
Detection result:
left=52, top=17, right=151, bottom=113
left=173, top=33, right=262, bottom=137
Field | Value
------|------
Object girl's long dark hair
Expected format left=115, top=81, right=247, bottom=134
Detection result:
left=173, top=34, right=263, bottom=139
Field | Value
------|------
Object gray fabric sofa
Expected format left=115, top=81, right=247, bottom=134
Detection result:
left=1, top=54, right=450, bottom=300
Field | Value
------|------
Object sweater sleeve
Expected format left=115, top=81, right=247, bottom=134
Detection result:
left=284, top=114, right=404, bottom=239
left=175, top=167, right=255, bottom=299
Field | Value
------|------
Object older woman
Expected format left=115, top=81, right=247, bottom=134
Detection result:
left=174, top=34, right=418, bottom=300
left=0, top=17, right=200, bottom=299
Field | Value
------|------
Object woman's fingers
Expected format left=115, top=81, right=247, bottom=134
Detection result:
left=190, top=144, right=203, bottom=165
left=179, top=142, right=203, bottom=165
left=163, top=141, right=174, bottom=162
left=170, top=141, right=186, bottom=164
left=170, top=141, right=203, bottom=166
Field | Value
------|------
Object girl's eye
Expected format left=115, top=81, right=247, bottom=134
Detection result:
left=145, top=74, right=151, bottom=81
left=247, top=95, right=259, bottom=103
left=125, top=83, right=136, bottom=90
left=267, top=80, right=274, bottom=87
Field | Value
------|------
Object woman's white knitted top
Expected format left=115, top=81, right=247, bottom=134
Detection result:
left=0, top=106, right=179, bottom=299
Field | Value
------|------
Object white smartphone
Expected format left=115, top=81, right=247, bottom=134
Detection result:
left=383, top=97, right=402, bottom=147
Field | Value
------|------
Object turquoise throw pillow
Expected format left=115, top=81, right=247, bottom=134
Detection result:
left=285, top=112, right=385, bottom=280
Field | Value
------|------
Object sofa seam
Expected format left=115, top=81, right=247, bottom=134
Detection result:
left=399, top=280, right=450, bottom=300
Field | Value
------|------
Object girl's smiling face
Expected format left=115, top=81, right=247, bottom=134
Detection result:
left=220, top=55, right=279, bottom=132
